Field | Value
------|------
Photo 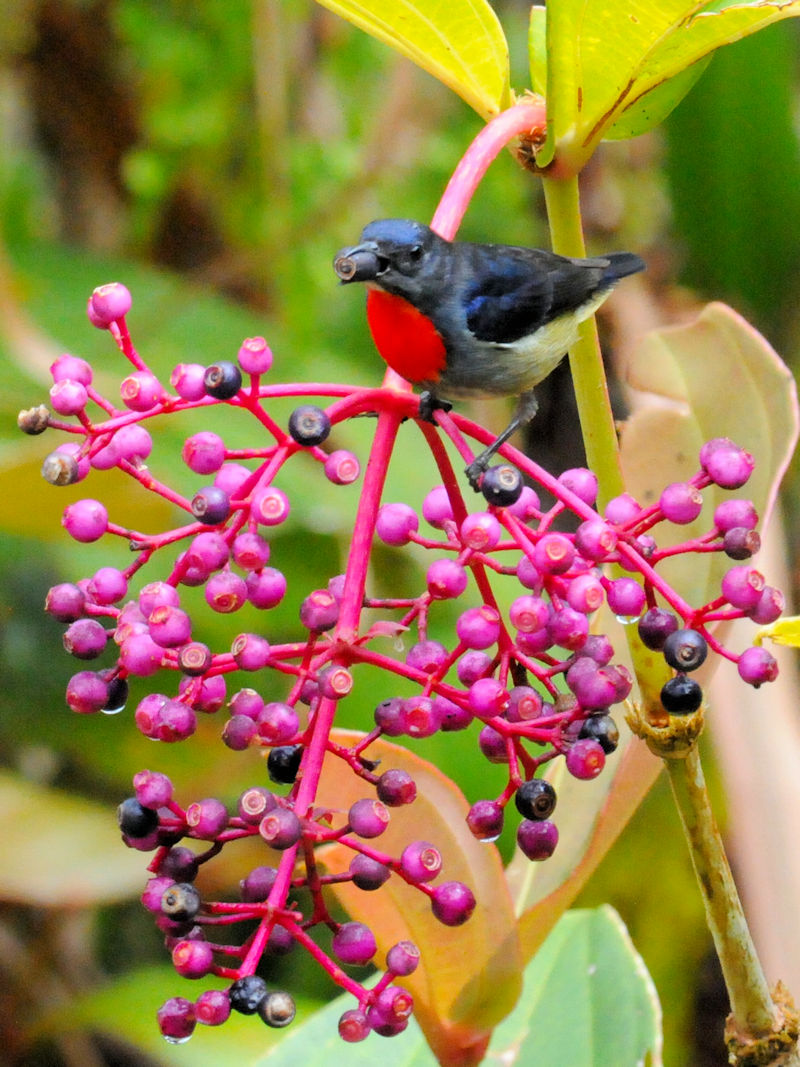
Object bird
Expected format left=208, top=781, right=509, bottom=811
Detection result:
left=333, top=218, right=644, bottom=487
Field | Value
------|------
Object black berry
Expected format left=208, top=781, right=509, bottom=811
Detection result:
left=117, top=797, right=158, bottom=838
left=660, top=674, right=703, bottom=715
left=229, top=974, right=268, bottom=1015
left=103, top=676, right=129, bottom=713
left=480, top=464, right=523, bottom=507
left=267, top=744, right=303, bottom=784
left=288, top=405, right=331, bottom=446
left=723, top=527, right=761, bottom=560
left=203, top=361, right=242, bottom=399
left=514, top=778, right=557, bottom=821
left=160, top=882, right=202, bottom=922
left=662, top=629, right=708, bottom=673
left=578, top=714, right=619, bottom=754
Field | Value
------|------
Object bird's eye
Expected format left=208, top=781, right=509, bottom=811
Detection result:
left=408, top=244, right=423, bottom=261
left=397, top=244, right=423, bottom=272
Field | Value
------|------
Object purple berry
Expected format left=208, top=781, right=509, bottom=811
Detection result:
left=259, top=808, right=302, bottom=849
left=299, top=589, right=339, bottom=631
left=176, top=641, right=212, bottom=676
left=637, top=607, right=679, bottom=651
left=66, top=670, right=110, bottom=714
left=737, top=646, right=779, bottom=687
left=467, top=799, right=504, bottom=841
left=348, top=798, right=390, bottom=838
left=460, top=512, right=502, bottom=550
left=386, top=941, right=420, bottom=976
left=517, top=819, right=558, bottom=860
left=256, top=701, right=299, bottom=744
left=606, top=577, right=646, bottom=618
left=63, top=618, right=108, bottom=659
left=723, top=527, right=761, bottom=560
left=339, top=1009, right=370, bottom=1042
left=157, top=996, right=196, bottom=1042
left=238, top=787, right=278, bottom=824
left=205, top=571, right=248, bottom=613
left=232, top=531, right=270, bottom=570
left=748, top=586, right=784, bottom=625
left=456, top=650, right=492, bottom=685
left=435, top=694, right=474, bottom=731
left=332, top=921, right=377, bottom=965
left=376, top=768, right=417, bottom=807
left=231, top=632, right=271, bottom=670
left=222, top=715, right=256, bottom=749
left=191, top=486, right=230, bottom=525
left=507, top=685, right=543, bottom=721
left=350, top=854, right=391, bottom=890
left=431, top=881, right=476, bottom=926
left=240, top=865, right=278, bottom=902
left=406, top=639, right=448, bottom=674
left=374, top=697, right=405, bottom=736
left=714, top=498, right=758, bottom=533
left=246, top=567, right=287, bottom=609
left=186, top=798, right=229, bottom=838
left=468, top=677, right=509, bottom=720
left=516, top=555, right=543, bottom=592
left=400, top=840, right=442, bottom=883
left=478, top=724, right=508, bottom=762
left=574, top=519, right=618, bottom=562
left=547, top=606, right=589, bottom=651
left=399, top=695, right=442, bottom=738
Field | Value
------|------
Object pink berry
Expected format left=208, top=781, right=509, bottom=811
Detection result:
left=299, top=588, right=339, bottom=631
left=237, top=336, right=273, bottom=374
left=89, top=282, right=132, bottom=325
left=466, top=799, right=504, bottom=841
left=62, top=499, right=108, bottom=542
left=400, top=695, right=442, bottom=738
left=606, top=577, right=646, bottom=618
left=558, top=467, right=598, bottom=504
left=252, top=486, right=290, bottom=526
left=721, top=565, right=765, bottom=610
left=170, top=362, right=208, bottom=400
left=700, top=437, right=754, bottom=488
left=456, top=605, right=501, bottom=649
left=468, top=677, right=509, bottom=720
left=659, top=482, right=703, bottom=524
left=533, top=533, right=575, bottom=575
left=231, top=632, right=271, bottom=670
left=324, top=449, right=361, bottom=485
left=406, top=639, right=448, bottom=674
left=49, top=378, right=88, bottom=415
left=232, top=531, right=270, bottom=570
left=114, top=424, right=153, bottom=462
left=422, top=485, right=454, bottom=529
left=348, top=798, right=390, bottom=838
left=400, top=840, right=442, bottom=883
left=87, top=566, right=128, bottom=605
left=63, top=619, right=108, bottom=659
left=205, top=571, right=247, bottom=613
left=66, top=670, right=109, bottom=714
left=51, top=353, right=93, bottom=384
left=332, top=921, right=377, bottom=965
left=574, top=519, right=618, bottom=561
left=120, top=370, right=163, bottom=411
left=604, top=493, right=641, bottom=525
left=182, top=431, right=226, bottom=474
left=714, top=498, right=758, bottom=533
left=376, top=502, right=418, bottom=545
left=246, top=567, right=287, bottom=609
left=186, top=798, right=229, bottom=839
left=460, top=512, right=502, bottom=550
left=566, top=573, right=605, bottom=614
left=427, top=558, right=468, bottom=599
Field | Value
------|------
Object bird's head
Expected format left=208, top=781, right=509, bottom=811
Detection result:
left=333, top=219, right=446, bottom=302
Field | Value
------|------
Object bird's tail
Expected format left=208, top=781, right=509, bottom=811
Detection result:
left=603, top=251, right=646, bottom=282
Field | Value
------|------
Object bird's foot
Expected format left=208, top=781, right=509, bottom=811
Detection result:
left=465, top=453, right=490, bottom=491
left=417, top=391, right=452, bottom=423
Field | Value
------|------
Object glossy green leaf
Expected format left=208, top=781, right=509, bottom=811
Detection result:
left=605, top=56, right=711, bottom=140
left=0, top=770, right=144, bottom=906
left=487, top=907, right=662, bottom=1066
left=313, top=0, right=511, bottom=120
left=537, top=0, right=800, bottom=172
left=319, top=730, right=522, bottom=1064
left=620, top=302, right=799, bottom=607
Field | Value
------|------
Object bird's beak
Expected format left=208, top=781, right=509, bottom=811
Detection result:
left=333, top=243, right=385, bottom=283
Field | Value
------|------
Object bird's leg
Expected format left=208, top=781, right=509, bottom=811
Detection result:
left=417, top=390, right=452, bottom=423
left=465, top=390, right=539, bottom=490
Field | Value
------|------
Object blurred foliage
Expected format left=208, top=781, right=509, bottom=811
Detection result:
left=0, top=2, right=798, bottom=1066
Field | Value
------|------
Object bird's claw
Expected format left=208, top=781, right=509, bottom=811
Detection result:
left=417, top=391, right=452, bottom=424
left=465, top=456, right=488, bottom=492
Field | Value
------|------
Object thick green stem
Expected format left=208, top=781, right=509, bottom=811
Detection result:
left=665, top=748, right=789, bottom=1048
left=541, top=174, right=624, bottom=505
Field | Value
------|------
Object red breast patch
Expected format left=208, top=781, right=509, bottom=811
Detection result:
left=366, top=290, right=447, bottom=385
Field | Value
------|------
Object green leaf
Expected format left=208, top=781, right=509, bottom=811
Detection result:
left=605, top=56, right=711, bottom=140
left=620, top=302, right=799, bottom=607
left=537, top=0, right=800, bottom=172
left=0, top=770, right=144, bottom=906
left=312, top=0, right=511, bottom=120
left=487, top=907, right=662, bottom=1066
left=320, top=731, right=522, bottom=1063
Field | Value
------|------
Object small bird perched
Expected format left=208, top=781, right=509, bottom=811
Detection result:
left=334, top=219, right=644, bottom=486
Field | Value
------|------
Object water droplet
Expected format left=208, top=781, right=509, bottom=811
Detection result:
left=479, top=834, right=500, bottom=844
left=614, top=614, right=638, bottom=626
left=163, top=1035, right=192, bottom=1045
left=101, top=703, right=126, bottom=715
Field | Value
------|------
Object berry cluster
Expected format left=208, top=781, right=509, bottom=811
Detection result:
left=18, top=283, right=783, bottom=1044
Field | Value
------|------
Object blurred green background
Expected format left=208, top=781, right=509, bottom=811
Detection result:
left=1, top=3, right=799, bottom=1065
